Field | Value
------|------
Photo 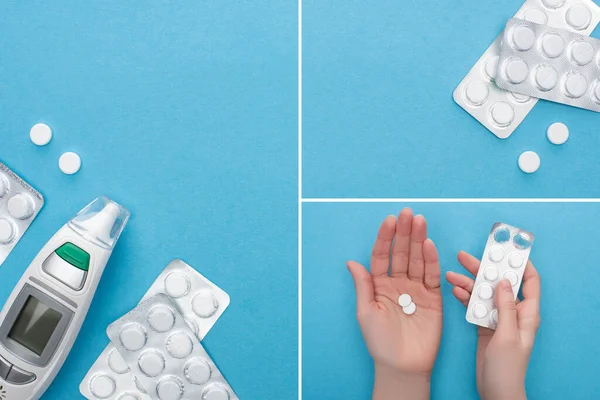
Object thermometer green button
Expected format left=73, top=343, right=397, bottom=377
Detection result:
left=55, top=243, right=90, bottom=271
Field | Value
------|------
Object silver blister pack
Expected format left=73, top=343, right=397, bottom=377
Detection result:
left=80, top=259, right=230, bottom=400
left=466, top=223, right=535, bottom=330
left=107, top=294, right=238, bottom=400
left=496, top=18, right=600, bottom=111
left=453, top=0, right=600, bottom=139
left=0, top=162, right=44, bottom=266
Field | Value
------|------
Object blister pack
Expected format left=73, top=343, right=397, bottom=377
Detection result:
left=107, top=294, right=238, bottom=400
left=466, top=223, right=535, bottom=330
left=0, top=162, right=44, bottom=266
left=80, top=259, right=231, bottom=400
left=453, top=0, right=600, bottom=139
left=496, top=18, right=600, bottom=111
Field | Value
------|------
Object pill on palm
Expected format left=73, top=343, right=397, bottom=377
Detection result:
left=398, top=294, right=412, bottom=307
left=402, top=302, right=416, bottom=315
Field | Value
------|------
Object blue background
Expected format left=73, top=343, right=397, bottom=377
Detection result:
left=0, top=1, right=297, bottom=399
left=303, top=202, right=600, bottom=399
left=303, top=0, right=600, bottom=198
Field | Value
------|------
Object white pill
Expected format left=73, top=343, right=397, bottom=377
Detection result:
left=90, top=374, right=116, bottom=399
left=185, top=358, right=212, bottom=385
left=477, top=284, right=494, bottom=300
left=503, top=271, right=519, bottom=286
left=484, top=56, right=499, bottom=80
left=571, top=41, right=594, bottom=65
left=593, top=81, right=600, bottom=103
left=512, top=25, right=536, bottom=51
left=138, top=351, right=165, bottom=377
left=541, top=34, right=565, bottom=58
left=118, top=395, right=140, bottom=400
left=148, top=306, right=175, bottom=333
left=510, top=92, right=531, bottom=103
left=566, top=5, right=591, bottom=30
left=490, top=309, right=499, bottom=325
left=0, top=175, right=8, bottom=198
left=564, top=73, right=588, bottom=98
left=547, top=122, right=569, bottom=145
left=535, top=65, right=558, bottom=91
left=505, top=58, right=529, bottom=84
left=465, top=80, right=489, bottom=106
left=192, top=291, right=219, bottom=318
left=167, top=331, right=194, bottom=359
left=59, top=152, right=82, bottom=175
left=508, top=253, right=524, bottom=268
left=157, top=377, right=183, bottom=400
left=518, top=151, right=541, bottom=174
left=472, top=303, right=488, bottom=319
left=7, top=194, right=34, bottom=220
left=488, top=246, right=505, bottom=262
left=490, top=102, right=515, bottom=127
left=119, top=324, right=147, bottom=351
left=398, top=293, right=412, bottom=307
left=541, top=0, right=564, bottom=9
left=0, top=219, right=15, bottom=244
left=108, top=349, right=130, bottom=374
left=523, top=8, right=548, bottom=25
left=483, top=266, right=499, bottom=281
left=202, top=384, right=231, bottom=400
left=29, top=123, right=52, bottom=146
left=164, top=272, right=191, bottom=298
left=402, top=302, right=416, bottom=315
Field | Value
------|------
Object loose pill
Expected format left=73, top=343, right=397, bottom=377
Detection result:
left=571, top=40, right=594, bottom=65
left=483, top=266, right=499, bottom=281
left=564, top=73, right=588, bottom=98
left=547, top=122, right=569, bottom=145
left=477, top=285, right=494, bottom=300
left=518, top=151, right=541, bottom=174
left=7, top=194, right=34, bottom=220
left=512, top=25, right=536, bottom=51
left=490, top=102, right=515, bottom=127
left=472, top=303, right=488, bottom=319
left=489, top=246, right=505, bottom=262
left=90, top=375, right=116, bottom=399
left=0, top=219, right=15, bottom=244
left=505, top=58, right=529, bottom=84
left=29, top=123, right=52, bottom=146
left=398, top=294, right=412, bottom=307
left=119, top=324, right=147, bottom=351
left=535, top=65, right=558, bottom=91
left=541, top=34, right=565, bottom=58
left=402, top=302, right=416, bottom=315
left=59, top=152, right=82, bottom=175
left=465, top=81, right=489, bottom=106
left=566, top=5, right=592, bottom=30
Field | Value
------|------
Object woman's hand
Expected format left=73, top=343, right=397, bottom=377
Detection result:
left=347, top=208, right=443, bottom=400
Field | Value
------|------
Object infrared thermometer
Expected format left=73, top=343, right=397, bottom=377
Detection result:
left=0, top=197, right=129, bottom=400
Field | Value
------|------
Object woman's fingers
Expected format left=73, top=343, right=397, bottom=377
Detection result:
left=452, top=286, right=471, bottom=307
left=521, top=260, right=541, bottom=306
left=347, top=261, right=376, bottom=316
left=423, top=239, right=441, bottom=289
left=390, top=208, right=413, bottom=277
left=407, top=215, right=427, bottom=281
left=446, top=271, right=475, bottom=294
left=457, top=250, right=481, bottom=277
left=370, top=215, right=396, bottom=276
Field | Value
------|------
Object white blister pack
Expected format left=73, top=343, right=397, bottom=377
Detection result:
left=107, top=294, right=238, bottom=400
left=453, top=0, right=600, bottom=138
left=466, top=223, right=534, bottom=330
left=497, top=18, right=600, bottom=111
left=80, top=260, right=231, bottom=400
left=0, top=162, right=44, bottom=266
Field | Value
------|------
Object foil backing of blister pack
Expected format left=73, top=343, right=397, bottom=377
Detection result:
left=497, top=18, right=600, bottom=112
left=453, top=0, right=600, bottom=139
left=465, top=223, right=535, bottom=330
left=0, top=162, right=44, bottom=266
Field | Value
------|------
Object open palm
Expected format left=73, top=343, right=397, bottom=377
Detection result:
left=348, top=208, right=443, bottom=375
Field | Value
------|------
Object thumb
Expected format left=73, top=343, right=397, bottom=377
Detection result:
left=495, top=279, right=518, bottom=337
left=347, top=261, right=375, bottom=316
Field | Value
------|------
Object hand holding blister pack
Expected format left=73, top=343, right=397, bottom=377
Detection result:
left=466, top=223, right=534, bottom=330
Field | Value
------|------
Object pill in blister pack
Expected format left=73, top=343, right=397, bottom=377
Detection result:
left=107, top=294, right=238, bottom=400
left=453, top=0, right=600, bottom=138
left=80, top=259, right=230, bottom=400
left=466, top=223, right=535, bottom=330
left=0, top=162, right=44, bottom=266
left=496, top=18, right=600, bottom=112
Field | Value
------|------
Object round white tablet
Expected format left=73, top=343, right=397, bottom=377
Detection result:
left=483, top=266, right=499, bottom=281
left=164, top=272, right=191, bottom=298
left=503, top=271, right=519, bottom=286
left=571, top=40, right=594, bottom=65
left=90, top=374, right=116, bottom=399
left=157, top=377, right=183, bottom=400
left=566, top=5, right=591, bottom=30
left=505, top=58, right=529, bottom=84
left=148, top=306, right=175, bottom=333
left=547, top=122, right=569, bottom=145
left=541, top=34, right=565, bottom=58
left=564, top=73, right=588, bottom=98
left=508, top=253, right=524, bottom=268
left=593, top=81, right=600, bottom=103
left=192, top=291, right=219, bottom=318
left=484, top=56, right=499, bottom=80
left=523, top=8, right=548, bottom=25
left=202, top=384, right=231, bottom=400
left=138, top=351, right=165, bottom=377
left=490, top=102, right=515, bottom=127
left=59, top=152, right=82, bottom=175
left=108, top=348, right=130, bottom=374
left=397, top=293, right=412, bottom=307
left=7, top=194, right=34, bottom=220
left=118, top=394, right=140, bottom=400
left=510, top=92, right=531, bottom=103
left=465, top=80, right=489, bottom=106
left=472, top=303, right=488, bottom=319
left=402, top=302, right=417, bottom=315
left=119, top=324, right=147, bottom=351
left=511, top=25, right=536, bottom=51
left=0, top=219, right=15, bottom=244
left=0, top=175, right=8, bottom=198
left=490, top=309, right=499, bottom=325
left=541, top=0, right=565, bottom=8
left=185, top=358, right=212, bottom=385
left=488, top=246, right=505, bottom=262
left=29, top=123, right=52, bottom=146
left=518, top=151, right=541, bottom=174
left=477, top=284, right=494, bottom=300
left=167, top=331, right=194, bottom=359
left=535, top=65, right=558, bottom=91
